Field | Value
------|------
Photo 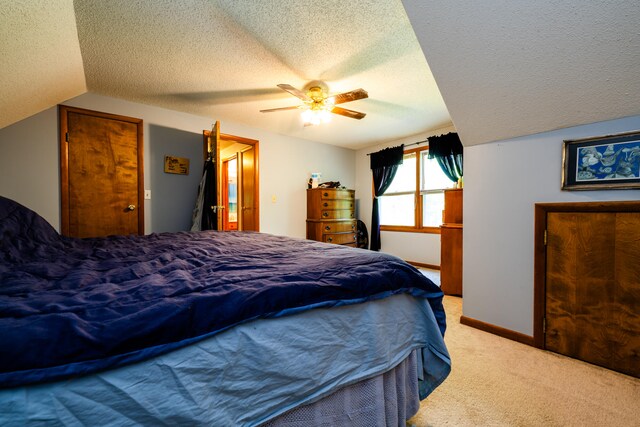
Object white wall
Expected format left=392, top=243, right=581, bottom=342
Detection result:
left=355, top=125, right=455, bottom=265
left=0, top=93, right=355, bottom=238
left=464, top=115, right=640, bottom=336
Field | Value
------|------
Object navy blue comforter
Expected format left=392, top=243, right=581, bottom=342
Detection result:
left=0, top=196, right=445, bottom=388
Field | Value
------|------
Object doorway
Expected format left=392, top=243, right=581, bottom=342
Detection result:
left=202, top=128, right=259, bottom=231
left=222, top=156, right=238, bottom=231
left=534, top=201, right=640, bottom=378
left=59, top=105, right=144, bottom=238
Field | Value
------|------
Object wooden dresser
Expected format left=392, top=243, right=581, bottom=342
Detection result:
left=440, top=188, right=463, bottom=296
left=306, top=188, right=357, bottom=247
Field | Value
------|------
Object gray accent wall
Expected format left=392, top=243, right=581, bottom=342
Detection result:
left=148, top=125, right=203, bottom=233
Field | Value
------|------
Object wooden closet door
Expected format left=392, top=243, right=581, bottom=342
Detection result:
left=545, top=212, right=640, bottom=377
left=240, top=146, right=257, bottom=231
left=60, top=106, right=144, bottom=238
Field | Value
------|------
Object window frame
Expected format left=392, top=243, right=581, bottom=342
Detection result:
left=378, top=146, right=444, bottom=234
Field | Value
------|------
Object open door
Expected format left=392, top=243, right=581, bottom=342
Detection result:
left=205, top=125, right=259, bottom=232
left=239, top=145, right=257, bottom=231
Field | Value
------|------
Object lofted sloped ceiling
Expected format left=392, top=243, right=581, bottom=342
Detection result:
left=402, top=0, right=640, bottom=146
left=0, top=0, right=86, bottom=130
left=2, top=1, right=639, bottom=149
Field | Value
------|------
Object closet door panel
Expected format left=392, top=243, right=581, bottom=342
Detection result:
left=545, top=211, right=640, bottom=378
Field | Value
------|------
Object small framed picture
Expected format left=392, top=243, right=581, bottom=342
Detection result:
left=562, top=130, right=640, bottom=190
left=164, top=156, right=190, bottom=175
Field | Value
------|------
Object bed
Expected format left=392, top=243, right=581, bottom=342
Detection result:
left=0, top=196, right=450, bottom=426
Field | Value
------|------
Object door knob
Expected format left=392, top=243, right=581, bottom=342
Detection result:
left=127, top=204, right=136, bottom=211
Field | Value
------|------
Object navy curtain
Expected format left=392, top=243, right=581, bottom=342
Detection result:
left=427, top=132, right=463, bottom=183
left=370, top=145, right=404, bottom=251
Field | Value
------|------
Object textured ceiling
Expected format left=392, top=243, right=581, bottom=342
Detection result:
left=0, top=0, right=86, bottom=129
left=2, top=1, right=639, bottom=149
left=403, top=0, right=640, bottom=146
left=71, top=0, right=451, bottom=150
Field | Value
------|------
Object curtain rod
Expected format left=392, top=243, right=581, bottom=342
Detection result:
left=366, top=139, right=427, bottom=156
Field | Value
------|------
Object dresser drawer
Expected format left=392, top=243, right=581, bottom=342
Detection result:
left=320, top=189, right=354, bottom=200
left=307, top=220, right=356, bottom=242
left=321, top=209, right=355, bottom=220
left=321, top=221, right=356, bottom=233
left=323, top=232, right=357, bottom=245
left=319, top=199, right=354, bottom=210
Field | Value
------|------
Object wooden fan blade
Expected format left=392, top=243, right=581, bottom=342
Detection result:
left=277, top=84, right=311, bottom=101
left=259, top=106, right=300, bottom=113
left=331, top=106, right=366, bottom=120
left=331, top=88, right=368, bottom=105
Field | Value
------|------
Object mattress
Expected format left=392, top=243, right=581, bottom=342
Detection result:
left=0, top=294, right=450, bottom=426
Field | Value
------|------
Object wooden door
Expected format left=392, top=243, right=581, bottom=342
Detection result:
left=59, top=106, right=143, bottom=238
left=240, top=146, right=257, bottom=231
left=206, top=127, right=259, bottom=232
left=545, top=211, right=640, bottom=377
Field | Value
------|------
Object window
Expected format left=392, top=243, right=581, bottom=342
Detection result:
left=379, top=146, right=451, bottom=233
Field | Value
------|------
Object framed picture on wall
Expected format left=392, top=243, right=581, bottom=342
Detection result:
left=562, top=130, right=640, bottom=190
left=164, top=155, right=190, bottom=175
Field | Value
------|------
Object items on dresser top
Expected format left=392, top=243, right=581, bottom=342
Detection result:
left=306, top=188, right=357, bottom=247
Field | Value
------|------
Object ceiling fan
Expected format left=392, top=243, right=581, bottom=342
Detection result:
left=260, top=83, right=368, bottom=125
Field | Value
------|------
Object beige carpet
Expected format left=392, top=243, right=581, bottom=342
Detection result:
left=407, top=295, right=640, bottom=427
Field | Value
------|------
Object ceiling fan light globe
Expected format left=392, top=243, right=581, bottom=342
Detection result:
left=319, top=110, right=332, bottom=123
left=301, top=109, right=314, bottom=124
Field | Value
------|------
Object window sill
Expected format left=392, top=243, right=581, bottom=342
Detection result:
left=380, top=225, right=441, bottom=234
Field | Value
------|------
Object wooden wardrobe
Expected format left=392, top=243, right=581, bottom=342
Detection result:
left=440, top=189, right=463, bottom=296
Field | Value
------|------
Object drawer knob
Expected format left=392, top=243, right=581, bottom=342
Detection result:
left=323, top=212, right=329, bottom=217
left=351, top=224, right=355, bottom=230
left=323, top=192, right=329, bottom=197
left=350, top=213, right=354, bottom=218
left=327, top=237, right=333, bottom=242
left=325, top=225, right=331, bottom=231
left=323, top=202, right=329, bottom=207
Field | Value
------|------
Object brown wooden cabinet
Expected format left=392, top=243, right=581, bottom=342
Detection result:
left=306, top=188, right=357, bottom=247
left=440, top=188, right=463, bottom=296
